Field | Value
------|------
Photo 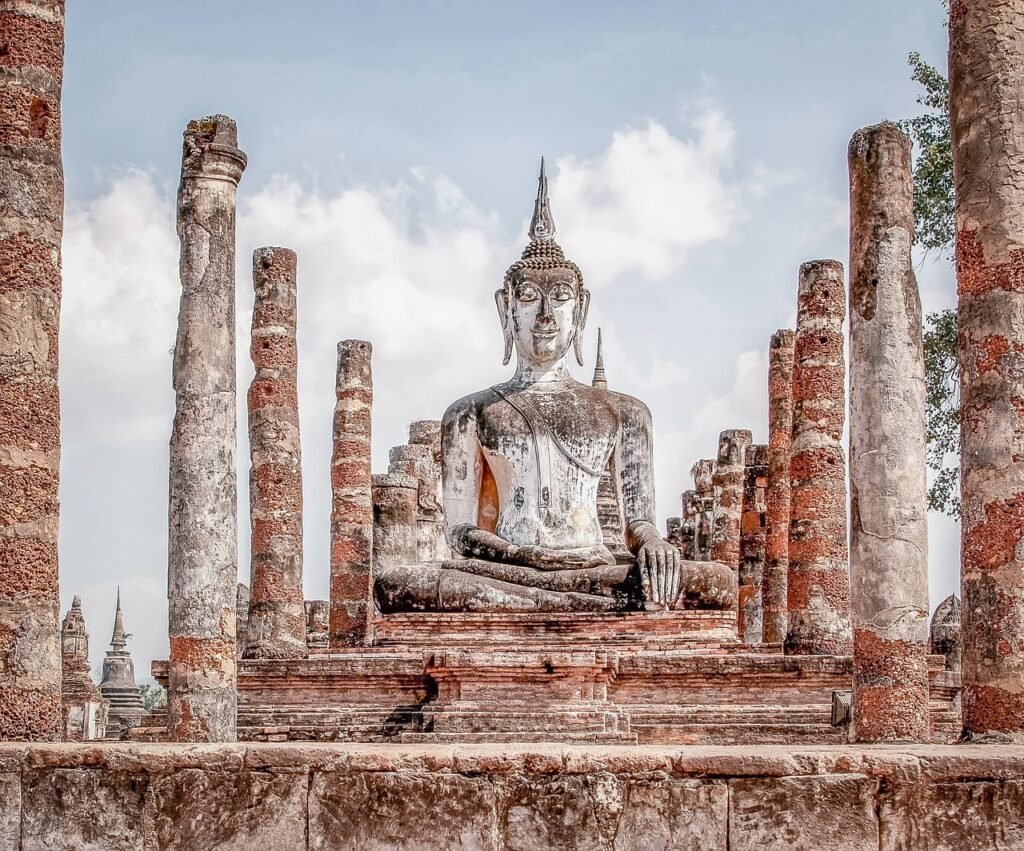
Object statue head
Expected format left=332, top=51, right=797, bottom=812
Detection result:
left=496, top=159, right=590, bottom=367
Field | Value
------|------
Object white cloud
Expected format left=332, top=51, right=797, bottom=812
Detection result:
left=61, top=170, right=179, bottom=444
left=553, top=107, right=741, bottom=288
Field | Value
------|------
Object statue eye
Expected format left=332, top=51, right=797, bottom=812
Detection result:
left=551, top=285, right=575, bottom=303
left=516, top=285, right=539, bottom=302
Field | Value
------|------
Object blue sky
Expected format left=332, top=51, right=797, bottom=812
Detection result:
left=57, top=2, right=956, bottom=680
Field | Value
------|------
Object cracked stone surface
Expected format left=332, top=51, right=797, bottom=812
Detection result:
left=951, top=0, right=1024, bottom=741
left=848, top=122, right=930, bottom=742
left=167, top=115, right=246, bottom=743
left=0, top=0, right=64, bottom=742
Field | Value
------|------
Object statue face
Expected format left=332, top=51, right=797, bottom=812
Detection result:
left=508, top=267, right=580, bottom=364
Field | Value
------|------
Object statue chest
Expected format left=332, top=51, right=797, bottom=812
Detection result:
left=477, top=391, right=618, bottom=514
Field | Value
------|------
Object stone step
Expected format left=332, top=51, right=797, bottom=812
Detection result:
left=633, top=722, right=847, bottom=745
left=630, top=704, right=832, bottom=724
left=398, top=730, right=639, bottom=744
left=424, top=712, right=625, bottom=735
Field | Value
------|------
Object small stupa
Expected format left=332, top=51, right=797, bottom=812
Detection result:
left=98, top=588, right=146, bottom=738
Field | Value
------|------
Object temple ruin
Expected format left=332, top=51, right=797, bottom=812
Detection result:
left=2, top=0, right=1024, bottom=846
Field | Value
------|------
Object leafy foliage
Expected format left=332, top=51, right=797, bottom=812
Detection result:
left=901, top=48, right=960, bottom=519
left=902, top=52, right=954, bottom=256
left=923, top=309, right=960, bottom=516
left=139, top=683, right=167, bottom=712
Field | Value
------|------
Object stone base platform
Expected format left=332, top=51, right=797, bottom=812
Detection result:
left=2, top=743, right=1023, bottom=849
left=218, top=650, right=957, bottom=746
left=152, top=611, right=960, bottom=746
left=373, top=609, right=739, bottom=646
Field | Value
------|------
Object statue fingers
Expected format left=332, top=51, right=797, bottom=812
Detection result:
left=670, top=561, right=680, bottom=604
left=640, top=563, right=653, bottom=601
left=656, top=551, right=667, bottom=602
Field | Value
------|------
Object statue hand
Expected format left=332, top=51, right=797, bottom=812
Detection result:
left=514, top=545, right=611, bottom=572
left=636, top=539, right=681, bottom=607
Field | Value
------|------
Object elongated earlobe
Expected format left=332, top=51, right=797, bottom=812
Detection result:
left=574, top=288, right=590, bottom=366
left=495, top=289, right=513, bottom=365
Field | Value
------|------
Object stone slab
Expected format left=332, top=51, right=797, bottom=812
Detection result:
left=880, top=780, right=1024, bottom=850
left=0, top=774, right=18, bottom=851
left=149, top=768, right=307, bottom=851
left=0, top=745, right=1022, bottom=849
left=21, top=767, right=150, bottom=851
left=614, top=777, right=727, bottom=850
left=729, top=774, right=879, bottom=851
left=309, top=770, right=496, bottom=850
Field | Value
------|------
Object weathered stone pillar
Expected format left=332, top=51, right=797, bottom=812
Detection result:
left=389, top=432, right=447, bottom=562
left=739, top=444, right=768, bottom=644
left=409, top=419, right=442, bottom=452
left=786, top=260, right=852, bottom=656
left=329, top=340, right=373, bottom=647
left=245, top=247, right=307, bottom=660
left=848, top=122, right=930, bottom=742
left=372, top=473, right=419, bottom=571
left=764, top=329, right=795, bottom=645
left=691, top=459, right=717, bottom=562
left=665, top=516, right=684, bottom=550
left=679, top=490, right=698, bottom=560
left=0, top=0, right=65, bottom=741
left=305, top=600, right=329, bottom=651
left=167, top=115, right=246, bottom=742
left=711, top=430, right=752, bottom=571
left=235, top=584, right=249, bottom=658
left=951, top=0, right=1024, bottom=740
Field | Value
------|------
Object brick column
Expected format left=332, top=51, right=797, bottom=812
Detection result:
left=329, top=340, right=373, bottom=647
left=786, top=260, right=851, bottom=656
left=0, top=0, right=64, bottom=740
left=951, top=0, right=1024, bottom=739
left=739, top=444, right=768, bottom=644
left=167, top=116, right=246, bottom=742
left=764, top=329, right=795, bottom=645
left=711, top=429, right=752, bottom=571
left=847, top=122, right=930, bottom=742
left=244, top=247, right=307, bottom=660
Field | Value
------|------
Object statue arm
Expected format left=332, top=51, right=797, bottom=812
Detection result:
left=614, top=395, right=657, bottom=528
left=614, top=395, right=680, bottom=605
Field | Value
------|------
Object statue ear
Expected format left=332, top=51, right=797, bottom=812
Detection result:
left=495, top=289, right=513, bottom=365
left=574, top=288, right=590, bottom=367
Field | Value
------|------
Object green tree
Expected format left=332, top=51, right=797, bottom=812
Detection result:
left=900, top=50, right=960, bottom=518
left=139, top=683, right=167, bottom=712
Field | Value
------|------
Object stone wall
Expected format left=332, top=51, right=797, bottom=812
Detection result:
left=0, top=743, right=1021, bottom=849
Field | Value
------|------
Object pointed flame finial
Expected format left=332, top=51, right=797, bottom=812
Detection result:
left=528, top=157, right=556, bottom=243
left=110, top=585, right=127, bottom=651
left=592, top=328, right=608, bottom=389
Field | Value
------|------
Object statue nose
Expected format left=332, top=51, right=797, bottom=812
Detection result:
left=537, top=296, right=555, bottom=322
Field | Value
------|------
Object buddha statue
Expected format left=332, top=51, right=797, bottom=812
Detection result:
left=375, top=161, right=736, bottom=613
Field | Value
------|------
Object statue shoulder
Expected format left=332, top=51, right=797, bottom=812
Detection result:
left=441, top=386, right=505, bottom=431
left=599, top=388, right=653, bottom=424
